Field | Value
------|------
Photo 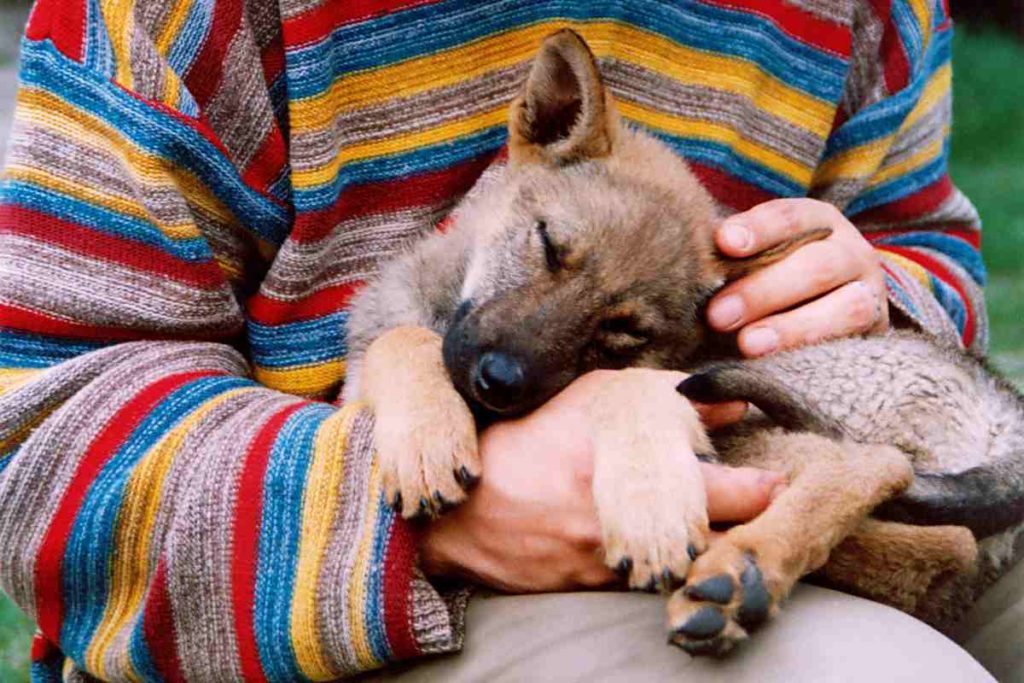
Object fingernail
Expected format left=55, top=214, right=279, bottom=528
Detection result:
left=708, top=294, right=744, bottom=330
left=720, top=221, right=753, bottom=253
left=743, top=327, right=779, bottom=356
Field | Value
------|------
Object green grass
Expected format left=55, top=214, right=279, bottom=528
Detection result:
left=0, top=24, right=1021, bottom=683
left=950, top=28, right=1024, bottom=382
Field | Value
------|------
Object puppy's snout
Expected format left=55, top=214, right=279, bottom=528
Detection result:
left=474, top=351, right=526, bottom=410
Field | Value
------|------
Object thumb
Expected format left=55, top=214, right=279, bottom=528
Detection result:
left=700, top=463, right=786, bottom=523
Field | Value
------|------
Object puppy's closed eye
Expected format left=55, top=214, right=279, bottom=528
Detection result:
left=598, top=316, right=650, bottom=354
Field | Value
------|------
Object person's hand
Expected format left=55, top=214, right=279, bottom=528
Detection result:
left=708, top=198, right=889, bottom=357
left=419, top=370, right=783, bottom=593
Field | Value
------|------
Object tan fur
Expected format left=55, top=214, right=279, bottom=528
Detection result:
left=343, top=29, right=1021, bottom=656
left=361, top=327, right=479, bottom=518
left=588, top=369, right=711, bottom=589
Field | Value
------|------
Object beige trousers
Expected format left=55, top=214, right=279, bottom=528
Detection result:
left=378, top=561, right=1024, bottom=682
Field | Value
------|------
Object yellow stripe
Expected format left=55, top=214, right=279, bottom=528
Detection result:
left=291, top=407, right=357, bottom=679
left=869, top=133, right=945, bottom=188
left=101, top=0, right=136, bottom=89
left=294, top=105, right=507, bottom=188
left=85, top=389, right=255, bottom=680
left=616, top=101, right=813, bottom=186
left=290, top=21, right=832, bottom=139
left=903, top=64, right=950, bottom=132
left=0, top=368, right=41, bottom=396
left=810, top=65, right=951, bottom=188
left=253, top=359, right=346, bottom=398
left=347, top=457, right=384, bottom=670
left=881, top=249, right=933, bottom=289
left=16, top=88, right=239, bottom=231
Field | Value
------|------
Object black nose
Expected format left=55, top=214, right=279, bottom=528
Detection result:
left=474, top=351, right=526, bottom=409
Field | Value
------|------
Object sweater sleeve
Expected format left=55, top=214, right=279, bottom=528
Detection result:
left=0, top=0, right=463, bottom=679
left=811, top=1, right=987, bottom=354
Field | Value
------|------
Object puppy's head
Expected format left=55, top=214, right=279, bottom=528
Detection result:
left=442, top=29, right=818, bottom=416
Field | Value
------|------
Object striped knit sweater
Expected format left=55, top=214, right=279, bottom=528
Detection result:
left=0, top=0, right=986, bottom=680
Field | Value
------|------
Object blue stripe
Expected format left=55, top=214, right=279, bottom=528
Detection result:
left=0, top=329, right=107, bottom=369
left=19, top=41, right=291, bottom=246
left=846, top=149, right=947, bottom=216
left=0, top=446, right=19, bottom=476
left=823, top=28, right=950, bottom=157
left=293, top=125, right=506, bottom=210
left=884, top=271, right=922, bottom=320
left=83, top=0, right=115, bottom=78
left=128, top=614, right=164, bottom=683
left=58, top=375, right=253, bottom=664
left=366, top=498, right=396, bottom=664
left=876, top=233, right=986, bottom=286
left=294, top=115, right=804, bottom=211
left=0, top=180, right=214, bottom=262
left=287, top=0, right=844, bottom=101
left=930, top=272, right=967, bottom=332
left=253, top=403, right=333, bottom=683
left=247, top=312, right=348, bottom=369
left=167, top=0, right=215, bottom=84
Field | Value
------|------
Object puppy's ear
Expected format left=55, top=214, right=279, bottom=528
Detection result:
left=714, top=227, right=833, bottom=282
left=508, top=29, right=617, bottom=165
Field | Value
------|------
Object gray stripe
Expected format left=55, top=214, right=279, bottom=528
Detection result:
left=0, top=342, right=248, bottom=614
left=0, top=236, right=244, bottom=333
left=168, top=389, right=303, bottom=682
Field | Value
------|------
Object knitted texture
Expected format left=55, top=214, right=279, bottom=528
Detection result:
left=0, top=0, right=985, bottom=680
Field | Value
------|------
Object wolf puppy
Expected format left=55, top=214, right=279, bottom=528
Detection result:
left=344, top=30, right=1024, bottom=655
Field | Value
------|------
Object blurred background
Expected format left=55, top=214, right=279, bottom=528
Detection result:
left=0, top=1, right=1022, bottom=679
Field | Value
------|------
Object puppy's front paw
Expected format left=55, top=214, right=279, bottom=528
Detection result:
left=667, top=541, right=781, bottom=656
left=374, top=383, right=480, bottom=519
left=601, top=496, right=709, bottom=592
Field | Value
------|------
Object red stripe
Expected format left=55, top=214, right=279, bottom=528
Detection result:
left=874, top=0, right=911, bottom=93
left=0, top=205, right=226, bottom=289
left=850, top=175, right=956, bottom=226
left=877, top=244, right=975, bottom=346
left=282, top=0, right=443, bottom=48
left=695, top=0, right=851, bottom=57
left=260, top=35, right=286, bottom=88
left=230, top=402, right=306, bottom=682
left=25, top=0, right=86, bottom=62
left=183, top=0, right=243, bottom=109
left=865, top=225, right=979, bottom=249
left=142, top=561, right=187, bottom=682
left=30, top=632, right=62, bottom=663
left=247, top=281, right=363, bottom=326
left=33, top=371, right=218, bottom=642
left=0, top=303, right=236, bottom=343
left=291, top=149, right=498, bottom=243
left=689, top=162, right=777, bottom=212
left=241, top=125, right=289, bottom=194
left=382, top=519, right=422, bottom=660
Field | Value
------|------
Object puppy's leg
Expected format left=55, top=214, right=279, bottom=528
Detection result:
left=818, top=519, right=977, bottom=627
left=361, top=326, right=479, bottom=519
left=667, top=431, right=913, bottom=655
left=588, top=369, right=712, bottom=592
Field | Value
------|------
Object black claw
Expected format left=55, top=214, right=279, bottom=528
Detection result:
left=418, top=496, right=431, bottom=516
left=687, top=544, right=699, bottom=561
left=390, top=491, right=403, bottom=512
left=661, top=569, right=677, bottom=589
left=642, top=576, right=658, bottom=593
left=458, top=466, right=480, bottom=488
left=677, top=606, right=727, bottom=640
left=737, top=553, right=772, bottom=629
left=695, top=452, right=717, bottom=463
left=432, top=490, right=455, bottom=512
left=685, top=574, right=735, bottom=604
left=614, top=557, right=633, bottom=578
left=676, top=370, right=724, bottom=403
